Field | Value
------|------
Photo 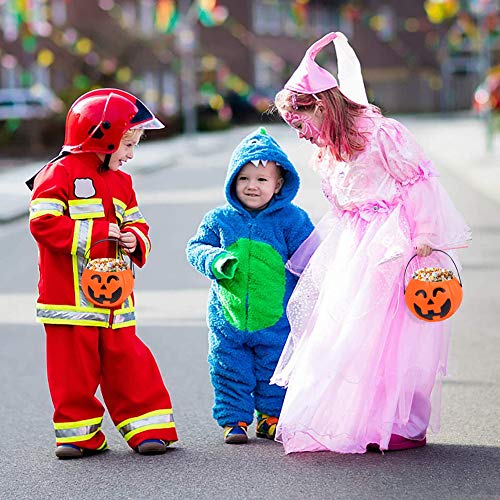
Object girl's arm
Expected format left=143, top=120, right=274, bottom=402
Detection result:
left=377, top=120, right=471, bottom=252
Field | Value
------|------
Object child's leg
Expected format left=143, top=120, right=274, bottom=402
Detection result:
left=251, top=333, right=287, bottom=418
left=45, top=324, right=107, bottom=451
left=208, top=330, right=256, bottom=427
left=99, top=325, right=178, bottom=450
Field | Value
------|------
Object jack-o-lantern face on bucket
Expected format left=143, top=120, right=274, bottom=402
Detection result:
left=405, top=277, right=463, bottom=322
left=82, top=265, right=134, bottom=308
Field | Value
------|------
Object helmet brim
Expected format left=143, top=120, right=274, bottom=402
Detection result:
left=130, top=98, right=165, bottom=129
left=131, top=117, right=165, bottom=130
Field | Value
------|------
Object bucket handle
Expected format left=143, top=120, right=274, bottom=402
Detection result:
left=83, top=237, right=135, bottom=276
left=403, top=249, right=462, bottom=293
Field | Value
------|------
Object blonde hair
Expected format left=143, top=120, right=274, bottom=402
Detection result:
left=274, top=87, right=377, bottom=162
left=122, top=128, right=144, bottom=142
left=97, top=128, right=144, bottom=172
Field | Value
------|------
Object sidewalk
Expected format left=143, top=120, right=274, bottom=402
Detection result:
left=0, top=113, right=498, bottom=224
left=399, top=113, right=500, bottom=206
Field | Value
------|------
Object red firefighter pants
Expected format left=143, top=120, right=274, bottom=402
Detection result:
left=45, top=324, right=178, bottom=450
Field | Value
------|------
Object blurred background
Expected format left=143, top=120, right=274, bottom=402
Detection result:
left=1, top=5, right=499, bottom=494
left=0, top=0, right=499, bottom=156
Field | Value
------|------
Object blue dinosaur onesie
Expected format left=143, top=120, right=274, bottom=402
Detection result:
left=186, top=128, right=314, bottom=427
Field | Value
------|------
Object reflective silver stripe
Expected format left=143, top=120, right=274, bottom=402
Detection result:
left=118, top=413, right=175, bottom=437
left=114, top=202, right=126, bottom=223
left=30, top=200, right=65, bottom=214
left=29, top=199, right=66, bottom=220
left=112, top=299, right=135, bottom=328
left=113, top=310, right=135, bottom=326
left=76, top=220, right=91, bottom=307
left=55, top=423, right=101, bottom=438
left=123, top=296, right=134, bottom=308
left=76, top=219, right=90, bottom=257
left=123, top=207, right=145, bottom=224
left=36, top=305, right=110, bottom=324
left=69, top=202, right=105, bottom=219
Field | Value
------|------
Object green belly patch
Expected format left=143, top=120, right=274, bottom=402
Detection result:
left=218, top=238, right=285, bottom=332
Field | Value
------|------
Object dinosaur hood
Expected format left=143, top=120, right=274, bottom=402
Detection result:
left=224, top=127, right=300, bottom=213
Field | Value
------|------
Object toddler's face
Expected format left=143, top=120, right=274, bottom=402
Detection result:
left=235, top=161, right=284, bottom=211
left=98, top=131, right=142, bottom=171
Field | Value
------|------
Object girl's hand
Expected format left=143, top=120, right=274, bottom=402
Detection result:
left=416, top=244, right=432, bottom=257
left=108, top=223, right=121, bottom=239
left=119, top=231, right=137, bottom=253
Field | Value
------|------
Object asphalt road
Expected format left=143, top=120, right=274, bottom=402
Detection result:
left=0, top=119, right=498, bottom=500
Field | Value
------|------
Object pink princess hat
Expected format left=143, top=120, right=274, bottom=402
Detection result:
left=285, top=31, right=369, bottom=106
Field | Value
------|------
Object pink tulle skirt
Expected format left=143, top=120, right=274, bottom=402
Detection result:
left=271, top=204, right=459, bottom=454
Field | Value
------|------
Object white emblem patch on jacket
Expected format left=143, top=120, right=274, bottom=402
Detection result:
left=74, top=178, right=96, bottom=198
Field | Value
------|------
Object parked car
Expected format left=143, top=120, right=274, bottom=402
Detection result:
left=0, top=86, right=64, bottom=120
left=472, top=65, right=500, bottom=114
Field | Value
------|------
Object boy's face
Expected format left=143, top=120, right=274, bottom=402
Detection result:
left=235, top=161, right=284, bottom=211
left=98, top=131, right=141, bottom=171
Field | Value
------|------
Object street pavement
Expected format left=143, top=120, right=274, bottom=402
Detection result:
left=0, top=114, right=499, bottom=500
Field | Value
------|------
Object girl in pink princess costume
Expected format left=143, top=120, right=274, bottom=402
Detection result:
left=271, top=32, right=471, bottom=454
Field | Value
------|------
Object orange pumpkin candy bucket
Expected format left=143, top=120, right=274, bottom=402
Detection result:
left=404, top=249, right=463, bottom=322
left=81, top=238, right=134, bottom=308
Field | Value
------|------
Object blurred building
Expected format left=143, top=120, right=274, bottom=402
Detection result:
left=0, top=0, right=179, bottom=120
left=1, top=0, right=499, bottom=151
left=199, top=0, right=500, bottom=114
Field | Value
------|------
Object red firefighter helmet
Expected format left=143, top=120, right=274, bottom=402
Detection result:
left=62, top=88, right=164, bottom=155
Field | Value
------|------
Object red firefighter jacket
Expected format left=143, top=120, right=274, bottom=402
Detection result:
left=29, top=153, right=151, bottom=328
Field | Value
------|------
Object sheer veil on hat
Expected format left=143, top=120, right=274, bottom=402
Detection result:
left=284, top=31, right=369, bottom=105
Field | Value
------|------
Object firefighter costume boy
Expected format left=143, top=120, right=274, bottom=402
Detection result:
left=28, top=88, right=178, bottom=458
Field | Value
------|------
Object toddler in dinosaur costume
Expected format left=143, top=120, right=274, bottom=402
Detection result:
left=186, top=127, right=314, bottom=443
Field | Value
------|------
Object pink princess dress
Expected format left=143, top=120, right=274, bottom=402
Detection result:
left=271, top=109, right=471, bottom=454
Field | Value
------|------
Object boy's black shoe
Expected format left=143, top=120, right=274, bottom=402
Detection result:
left=55, top=442, right=108, bottom=459
left=136, top=439, right=170, bottom=455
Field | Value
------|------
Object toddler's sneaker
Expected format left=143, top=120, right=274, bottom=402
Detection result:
left=255, top=413, right=278, bottom=440
left=55, top=442, right=108, bottom=459
left=136, top=439, right=170, bottom=455
left=223, top=422, right=248, bottom=444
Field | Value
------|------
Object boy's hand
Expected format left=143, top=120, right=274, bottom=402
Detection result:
left=416, top=244, right=432, bottom=257
left=119, top=231, right=137, bottom=253
left=108, top=223, right=121, bottom=239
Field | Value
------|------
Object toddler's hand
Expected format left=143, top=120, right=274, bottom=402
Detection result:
left=416, top=244, right=432, bottom=257
left=212, top=253, right=239, bottom=280
left=108, top=223, right=121, bottom=239
left=119, top=231, right=137, bottom=253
